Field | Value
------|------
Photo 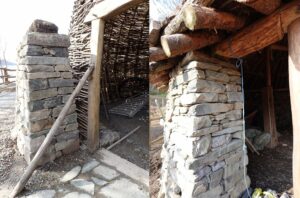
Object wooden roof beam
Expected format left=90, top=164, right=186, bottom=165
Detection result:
left=236, top=0, right=281, bottom=15
left=84, top=0, right=144, bottom=22
left=215, top=0, right=300, bottom=58
left=164, top=0, right=215, bottom=35
left=183, top=5, right=245, bottom=31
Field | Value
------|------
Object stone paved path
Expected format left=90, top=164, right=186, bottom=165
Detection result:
left=21, top=149, right=149, bottom=198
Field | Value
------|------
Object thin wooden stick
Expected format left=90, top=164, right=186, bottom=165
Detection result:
left=246, top=137, right=260, bottom=155
left=10, top=66, right=94, bottom=198
left=107, top=126, right=140, bottom=150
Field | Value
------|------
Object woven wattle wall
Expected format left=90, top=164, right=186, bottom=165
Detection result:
left=69, top=0, right=149, bottom=135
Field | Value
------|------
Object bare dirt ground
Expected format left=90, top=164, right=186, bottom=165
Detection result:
left=248, top=130, right=293, bottom=195
left=150, top=120, right=163, bottom=198
left=101, top=104, right=149, bottom=170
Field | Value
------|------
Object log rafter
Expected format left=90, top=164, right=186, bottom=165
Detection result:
left=215, top=0, right=300, bottom=58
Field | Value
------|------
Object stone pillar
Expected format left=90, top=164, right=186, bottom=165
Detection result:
left=13, top=20, right=79, bottom=165
left=160, top=59, right=250, bottom=198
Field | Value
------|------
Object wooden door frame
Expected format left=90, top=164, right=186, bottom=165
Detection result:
left=84, top=0, right=144, bottom=152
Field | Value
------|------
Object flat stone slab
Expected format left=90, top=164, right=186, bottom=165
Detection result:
left=81, top=160, right=100, bottom=174
left=96, top=149, right=149, bottom=186
left=91, top=177, right=108, bottom=187
left=70, top=179, right=95, bottom=195
left=98, top=178, right=148, bottom=198
left=23, top=32, right=70, bottom=47
left=63, top=192, right=91, bottom=198
left=92, top=164, right=120, bottom=181
left=60, top=166, right=81, bottom=183
left=26, top=189, right=56, bottom=198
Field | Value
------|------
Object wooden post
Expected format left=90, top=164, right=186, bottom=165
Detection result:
left=88, top=19, right=104, bottom=152
left=288, top=18, right=300, bottom=198
left=262, top=48, right=278, bottom=148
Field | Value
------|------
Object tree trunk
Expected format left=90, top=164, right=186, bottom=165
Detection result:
left=161, top=31, right=222, bottom=57
left=288, top=18, right=300, bottom=198
left=236, top=0, right=281, bottom=15
left=183, top=5, right=245, bottom=31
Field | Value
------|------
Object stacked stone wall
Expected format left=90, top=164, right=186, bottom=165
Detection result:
left=13, top=23, right=79, bottom=165
left=160, top=60, right=250, bottom=198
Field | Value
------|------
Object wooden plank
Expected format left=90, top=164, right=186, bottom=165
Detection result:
left=236, top=0, right=281, bottom=15
left=84, top=0, right=144, bottom=22
left=87, top=19, right=104, bottom=152
left=288, top=18, right=300, bottom=198
left=215, top=0, right=300, bottom=58
left=10, top=66, right=94, bottom=198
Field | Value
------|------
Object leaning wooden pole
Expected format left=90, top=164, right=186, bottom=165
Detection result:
left=10, top=66, right=94, bottom=198
left=288, top=18, right=300, bottom=198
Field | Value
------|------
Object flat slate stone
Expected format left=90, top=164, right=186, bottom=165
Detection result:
left=91, top=177, right=108, bottom=187
left=19, top=56, right=69, bottom=65
left=98, top=178, right=148, bottom=198
left=60, top=166, right=81, bottom=182
left=93, top=164, right=120, bottom=181
left=24, top=32, right=70, bottom=47
left=63, top=192, right=91, bottom=198
left=26, top=189, right=56, bottom=198
left=28, top=19, right=58, bottom=33
left=82, top=160, right=100, bottom=174
left=70, top=179, right=95, bottom=195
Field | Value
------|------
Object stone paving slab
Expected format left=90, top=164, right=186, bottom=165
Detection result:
left=20, top=149, right=149, bottom=198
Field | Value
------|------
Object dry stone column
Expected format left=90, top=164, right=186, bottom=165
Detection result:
left=13, top=20, right=80, bottom=165
left=160, top=59, right=250, bottom=198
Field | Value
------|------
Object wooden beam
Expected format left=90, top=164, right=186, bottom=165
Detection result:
left=150, top=47, right=168, bottom=62
left=161, top=32, right=222, bottom=58
left=236, top=0, right=281, bottom=15
left=88, top=19, right=104, bottom=152
left=215, top=0, right=300, bottom=58
left=183, top=5, right=245, bottom=31
left=262, top=48, right=278, bottom=148
left=288, top=18, right=300, bottom=198
left=179, top=50, right=236, bottom=69
left=149, top=20, right=162, bottom=47
left=163, top=0, right=215, bottom=35
left=84, top=0, right=144, bottom=22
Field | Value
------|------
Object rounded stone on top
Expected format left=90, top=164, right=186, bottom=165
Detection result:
left=28, top=19, right=58, bottom=33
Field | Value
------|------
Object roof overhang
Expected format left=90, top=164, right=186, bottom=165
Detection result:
left=84, top=0, right=144, bottom=23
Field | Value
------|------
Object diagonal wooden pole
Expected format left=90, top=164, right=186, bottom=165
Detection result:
left=10, top=66, right=94, bottom=198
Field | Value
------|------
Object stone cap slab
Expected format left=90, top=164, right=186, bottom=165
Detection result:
left=22, top=32, right=70, bottom=47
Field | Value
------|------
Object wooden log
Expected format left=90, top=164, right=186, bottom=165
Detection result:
left=183, top=5, right=245, bottom=31
left=236, top=0, right=281, bottom=15
left=179, top=50, right=236, bottom=69
left=149, top=20, right=162, bottom=46
left=149, top=58, right=177, bottom=73
left=161, top=31, right=222, bottom=58
left=88, top=19, right=104, bottom=152
left=164, top=0, right=215, bottom=35
left=215, top=0, right=300, bottom=58
left=150, top=47, right=168, bottom=62
left=10, top=66, right=94, bottom=198
left=288, top=18, right=300, bottom=198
